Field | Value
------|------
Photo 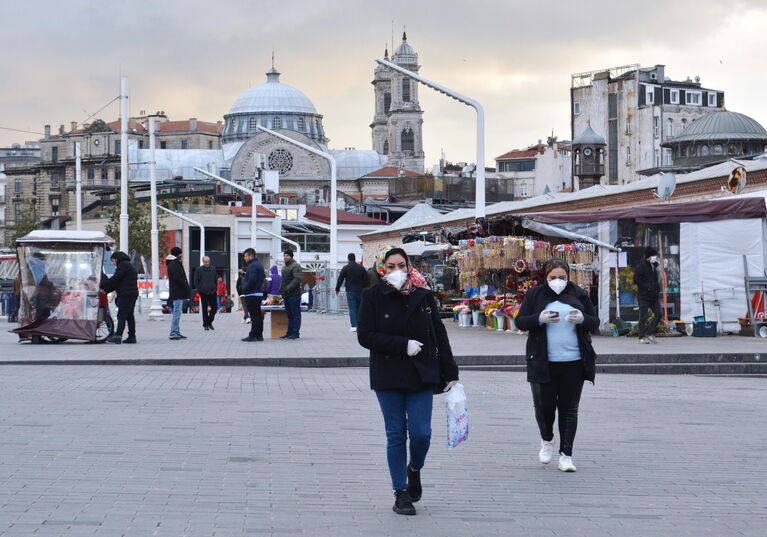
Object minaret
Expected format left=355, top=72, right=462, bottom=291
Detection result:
left=370, top=44, right=392, bottom=157
left=386, top=32, right=424, bottom=172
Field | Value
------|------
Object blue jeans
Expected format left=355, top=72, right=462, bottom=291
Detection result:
left=375, top=389, right=433, bottom=491
left=346, top=291, right=361, bottom=328
left=284, top=294, right=302, bottom=337
left=170, top=299, right=183, bottom=336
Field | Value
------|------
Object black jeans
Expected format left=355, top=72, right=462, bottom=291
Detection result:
left=244, top=296, right=263, bottom=338
left=115, top=294, right=137, bottom=338
left=200, top=293, right=217, bottom=327
left=530, top=360, right=585, bottom=457
left=638, top=298, right=662, bottom=338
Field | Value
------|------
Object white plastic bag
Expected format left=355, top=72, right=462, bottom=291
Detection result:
left=446, top=382, right=469, bottom=449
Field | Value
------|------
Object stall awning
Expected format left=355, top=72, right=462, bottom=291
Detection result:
left=523, top=197, right=767, bottom=225
left=520, top=219, right=618, bottom=251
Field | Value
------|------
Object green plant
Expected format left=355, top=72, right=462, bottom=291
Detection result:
left=10, top=199, right=39, bottom=247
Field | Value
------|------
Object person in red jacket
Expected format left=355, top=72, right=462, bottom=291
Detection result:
left=216, top=276, right=228, bottom=311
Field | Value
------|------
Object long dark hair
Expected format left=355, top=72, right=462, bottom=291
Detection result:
left=543, top=258, right=570, bottom=278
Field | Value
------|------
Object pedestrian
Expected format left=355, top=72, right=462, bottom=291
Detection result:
left=279, top=250, right=303, bottom=339
left=166, top=246, right=191, bottom=340
left=194, top=255, right=218, bottom=331
left=357, top=246, right=459, bottom=516
left=633, top=246, right=662, bottom=344
left=266, top=265, right=282, bottom=295
left=11, top=273, right=21, bottom=322
left=216, top=276, right=228, bottom=311
left=336, top=252, right=367, bottom=332
left=240, top=248, right=265, bottom=342
left=100, top=251, right=138, bottom=344
left=515, top=258, right=599, bottom=473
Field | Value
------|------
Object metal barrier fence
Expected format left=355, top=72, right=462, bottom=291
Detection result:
left=312, top=268, right=346, bottom=315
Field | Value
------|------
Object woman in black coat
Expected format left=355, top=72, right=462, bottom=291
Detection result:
left=515, top=259, right=599, bottom=473
left=357, top=247, right=459, bottom=516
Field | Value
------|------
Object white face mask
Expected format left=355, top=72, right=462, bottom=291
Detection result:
left=548, top=278, right=568, bottom=295
left=385, top=270, right=408, bottom=289
left=649, top=256, right=659, bottom=263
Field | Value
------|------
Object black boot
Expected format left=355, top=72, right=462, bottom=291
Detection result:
left=123, top=336, right=137, bottom=344
left=392, top=489, right=416, bottom=516
left=106, top=334, right=122, bottom=344
left=407, top=465, right=422, bottom=503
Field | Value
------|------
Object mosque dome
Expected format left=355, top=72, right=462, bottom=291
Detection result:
left=669, top=110, right=767, bottom=143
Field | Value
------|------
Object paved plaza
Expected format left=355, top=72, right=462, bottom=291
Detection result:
left=3, top=310, right=767, bottom=365
left=0, top=366, right=765, bottom=536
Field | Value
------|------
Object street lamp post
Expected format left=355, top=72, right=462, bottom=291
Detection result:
left=255, top=125, right=339, bottom=270
left=119, top=75, right=130, bottom=252
left=375, top=58, right=486, bottom=220
left=75, top=142, right=82, bottom=230
left=148, top=116, right=164, bottom=320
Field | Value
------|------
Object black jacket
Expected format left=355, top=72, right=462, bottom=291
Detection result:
left=280, top=259, right=302, bottom=298
left=166, top=255, right=191, bottom=301
left=242, top=259, right=265, bottom=296
left=515, top=282, right=599, bottom=384
left=101, top=252, right=138, bottom=298
left=193, top=264, right=218, bottom=295
left=336, top=261, right=367, bottom=293
left=633, top=260, right=661, bottom=303
left=358, top=280, right=459, bottom=392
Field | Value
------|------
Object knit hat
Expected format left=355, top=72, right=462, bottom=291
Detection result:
left=170, top=246, right=182, bottom=257
left=644, top=246, right=658, bottom=258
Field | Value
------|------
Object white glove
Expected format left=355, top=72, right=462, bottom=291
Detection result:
left=443, top=380, right=458, bottom=392
left=407, top=340, right=423, bottom=357
left=567, top=309, right=585, bottom=324
left=538, top=310, right=559, bottom=324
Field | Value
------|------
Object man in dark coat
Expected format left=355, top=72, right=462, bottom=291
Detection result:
left=336, top=253, right=367, bottom=332
left=633, top=246, right=662, bottom=344
left=167, top=246, right=191, bottom=340
left=240, top=248, right=265, bottom=342
left=279, top=250, right=303, bottom=339
left=101, top=251, right=139, bottom=344
left=194, top=255, right=218, bottom=330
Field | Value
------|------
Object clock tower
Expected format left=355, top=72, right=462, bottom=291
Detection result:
left=571, top=123, right=607, bottom=189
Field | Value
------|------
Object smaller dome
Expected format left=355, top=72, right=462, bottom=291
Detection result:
left=670, top=111, right=767, bottom=143
left=393, top=32, right=417, bottom=64
left=572, top=124, right=606, bottom=146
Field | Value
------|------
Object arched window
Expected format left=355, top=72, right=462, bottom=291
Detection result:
left=273, top=116, right=281, bottom=129
left=666, top=118, right=673, bottom=137
left=402, top=79, right=411, bottom=102
left=297, top=117, right=305, bottom=130
left=714, top=144, right=723, bottom=156
left=701, top=144, right=710, bottom=156
left=383, top=140, right=389, bottom=155
left=231, top=118, right=238, bottom=132
left=249, top=117, right=256, bottom=130
left=401, top=127, right=415, bottom=152
left=384, top=92, right=391, bottom=113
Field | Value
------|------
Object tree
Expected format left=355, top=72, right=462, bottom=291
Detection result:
left=105, top=188, right=167, bottom=264
left=10, top=199, right=39, bottom=247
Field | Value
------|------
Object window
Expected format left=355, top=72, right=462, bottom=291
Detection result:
left=670, top=89, right=680, bottom=104
left=646, top=86, right=655, bottom=105
left=679, top=118, right=687, bottom=135
left=160, top=141, right=167, bottom=149
left=701, top=144, right=710, bottom=156
left=401, top=127, right=415, bottom=152
left=232, top=118, right=238, bottom=132
left=297, top=117, right=305, bottom=130
left=708, top=93, right=717, bottom=107
left=101, top=167, right=108, bottom=185
left=573, top=101, right=581, bottom=115
left=273, top=116, right=281, bottom=128
left=15, top=178, right=22, bottom=194
left=686, top=92, right=701, bottom=105
left=249, top=117, right=256, bottom=130
left=383, top=140, right=389, bottom=155
left=666, top=118, right=674, bottom=137
left=626, top=146, right=631, bottom=166
left=51, top=146, right=58, bottom=163
left=14, top=202, right=22, bottom=221
left=208, top=140, right=214, bottom=149
left=384, top=92, right=391, bottom=113
left=87, top=168, right=95, bottom=185
left=139, top=140, right=144, bottom=149
left=51, top=197, right=60, bottom=217
left=519, top=183, right=528, bottom=197
left=654, top=116, right=659, bottom=138
left=402, top=79, right=411, bottom=102
left=114, top=140, right=121, bottom=155
left=664, top=149, right=673, bottom=166
left=114, top=168, right=121, bottom=184
left=655, top=149, right=660, bottom=167
left=181, top=139, right=188, bottom=150
left=714, top=144, right=723, bottom=156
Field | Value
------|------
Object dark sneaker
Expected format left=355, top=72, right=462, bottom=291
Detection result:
left=178, top=334, right=187, bottom=339
left=392, top=489, right=416, bottom=516
left=169, top=334, right=182, bottom=340
left=204, top=325, right=210, bottom=331
left=279, top=334, right=290, bottom=339
left=286, top=335, right=299, bottom=340
left=123, top=336, right=137, bottom=344
left=407, top=465, right=422, bottom=502
left=241, top=336, right=262, bottom=342
left=106, top=335, right=122, bottom=344
left=209, top=324, right=215, bottom=330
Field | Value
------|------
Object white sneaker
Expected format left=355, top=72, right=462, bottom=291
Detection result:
left=349, top=327, right=357, bottom=332
left=558, top=454, right=576, bottom=472
left=648, top=335, right=657, bottom=344
left=245, top=318, right=251, bottom=324
left=538, top=440, right=554, bottom=464
left=639, top=337, right=650, bottom=344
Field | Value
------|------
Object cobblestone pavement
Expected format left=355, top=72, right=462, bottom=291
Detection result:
left=3, top=311, right=767, bottom=362
left=0, top=367, right=765, bottom=536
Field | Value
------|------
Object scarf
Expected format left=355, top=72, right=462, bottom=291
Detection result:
left=375, top=244, right=430, bottom=295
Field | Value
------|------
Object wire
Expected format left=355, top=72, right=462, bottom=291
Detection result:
left=0, top=126, right=45, bottom=135
left=0, top=95, right=120, bottom=139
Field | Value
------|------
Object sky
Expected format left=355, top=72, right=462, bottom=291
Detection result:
left=1, top=0, right=767, bottom=168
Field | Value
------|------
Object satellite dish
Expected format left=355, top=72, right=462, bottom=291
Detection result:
left=725, top=166, right=747, bottom=194
left=655, top=173, right=676, bottom=201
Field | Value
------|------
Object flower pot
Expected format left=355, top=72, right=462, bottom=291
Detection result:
left=495, top=316, right=505, bottom=331
left=460, top=313, right=472, bottom=327
left=506, top=316, right=515, bottom=332
left=478, top=312, right=486, bottom=326
left=471, top=310, right=480, bottom=327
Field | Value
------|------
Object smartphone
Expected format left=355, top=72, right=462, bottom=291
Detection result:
left=550, top=311, right=560, bottom=319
